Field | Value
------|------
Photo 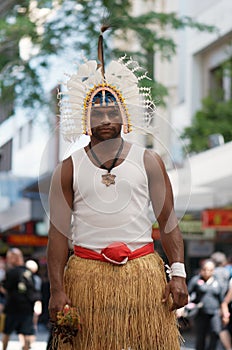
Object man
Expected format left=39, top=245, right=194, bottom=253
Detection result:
left=47, top=27, right=188, bottom=349
left=1, top=248, right=36, bottom=350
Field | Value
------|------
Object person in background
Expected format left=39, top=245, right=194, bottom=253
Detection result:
left=220, top=279, right=232, bottom=350
left=188, top=259, right=223, bottom=350
left=0, top=257, right=6, bottom=314
left=1, top=248, right=36, bottom=350
left=0, top=257, right=6, bottom=334
left=25, top=259, right=42, bottom=329
left=18, top=259, right=42, bottom=348
left=0, top=257, right=6, bottom=283
left=211, top=251, right=230, bottom=297
left=225, top=256, right=232, bottom=282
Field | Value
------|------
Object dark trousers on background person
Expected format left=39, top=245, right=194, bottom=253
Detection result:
left=194, top=311, right=221, bottom=350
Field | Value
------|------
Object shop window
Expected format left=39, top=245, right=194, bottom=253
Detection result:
left=18, top=120, right=33, bottom=149
left=0, top=86, right=14, bottom=125
left=210, top=59, right=232, bottom=101
left=0, top=139, right=12, bottom=171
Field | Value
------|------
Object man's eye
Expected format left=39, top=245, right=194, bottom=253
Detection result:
left=109, top=111, right=119, bottom=117
left=92, top=112, right=102, bottom=118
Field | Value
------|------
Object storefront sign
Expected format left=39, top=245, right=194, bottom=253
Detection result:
left=152, top=220, right=203, bottom=240
left=179, top=221, right=202, bottom=233
left=7, top=234, right=48, bottom=246
left=202, top=209, right=232, bottom=229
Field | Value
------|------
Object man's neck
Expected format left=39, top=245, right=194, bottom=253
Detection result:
left=90, top=137, right=123, bottom=154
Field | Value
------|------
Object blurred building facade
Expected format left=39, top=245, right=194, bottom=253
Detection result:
left=153, top=0, right=232, bottom=201
left=152, top=0, right=232, bottom=273
left=0, top=0, right=231, bottom=272
left=0, top=3, right=60, bottom=258
left=0, top=104, right=56, bottom=256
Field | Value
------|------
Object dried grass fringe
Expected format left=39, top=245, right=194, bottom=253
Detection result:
left=56, top=252, right=181, bottom=350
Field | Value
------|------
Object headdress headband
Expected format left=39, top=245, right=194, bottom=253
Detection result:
left=58, top=26, right=156, bottom=142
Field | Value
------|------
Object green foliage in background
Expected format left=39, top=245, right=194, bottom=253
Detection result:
left=181, top=57, right=232, bottom=153
left=181, top=97, right=232, bottom=153
left=0, top=0, right=216, bottom=118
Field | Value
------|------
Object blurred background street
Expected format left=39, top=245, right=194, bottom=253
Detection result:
left=0, top=324, right=49, bottom=350
left=0, top=327, right=225, bottom=350
left=0, top=1, right=232, bottom=349
left=0, top=328, right=194, bottom=350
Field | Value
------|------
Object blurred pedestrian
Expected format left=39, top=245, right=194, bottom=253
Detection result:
left=188, top=259, right=223, bottom=350
left=0, top=257, right=6, bottom=314
left=225, top=256, right=232, bottom=280
left=0, top=257, right=6, bottom=334
left=1, top=248, right=38, bottom=350
left=39, top=270, right=50, bottom=329
left=220, top=279, right=232, bottom=350
left=0, top=257, right=6, bottom=283
left=25, top=259, right=42, bottom=329
left=18, top=259, right=42, bottom=348
left=211, top=251, right=230, bottom=297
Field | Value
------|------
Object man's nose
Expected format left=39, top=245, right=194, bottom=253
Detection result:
left=101, top=113, right=111, bottom=124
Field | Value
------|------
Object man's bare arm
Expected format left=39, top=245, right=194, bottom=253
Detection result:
left=145, top=150, right=188, bottom=309
left=47, top=157, right=73, bottom=320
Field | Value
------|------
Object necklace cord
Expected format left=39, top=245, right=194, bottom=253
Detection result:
left=89, top=139, right=124, bottom=173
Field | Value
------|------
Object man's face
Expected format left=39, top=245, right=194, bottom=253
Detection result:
left=90, top=105, right=122, bottom=140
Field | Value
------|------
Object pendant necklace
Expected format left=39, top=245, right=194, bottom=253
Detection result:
left=89, top=138, right=124, bottom=187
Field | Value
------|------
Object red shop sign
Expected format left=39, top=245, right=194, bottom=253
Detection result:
left=202, top=209, right=232, bottom=229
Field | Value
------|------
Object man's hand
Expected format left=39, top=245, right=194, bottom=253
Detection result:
left=48, top=290, right=71, bottom=322
left=162, top=276, right=188, bottom=311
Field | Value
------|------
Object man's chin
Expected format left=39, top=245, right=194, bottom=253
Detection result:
left=97, top=135, right=116, bottom=141
left=91, top=129, right=120, bottom=141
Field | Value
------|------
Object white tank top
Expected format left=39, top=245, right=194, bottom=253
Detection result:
left=71, top=144, right=153, bottom=253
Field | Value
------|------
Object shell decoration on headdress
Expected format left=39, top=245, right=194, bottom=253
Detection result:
left=58, top=29, right=156, bottom=142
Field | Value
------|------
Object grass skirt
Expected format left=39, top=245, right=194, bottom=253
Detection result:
left=58, top=252, right=181, bottom=350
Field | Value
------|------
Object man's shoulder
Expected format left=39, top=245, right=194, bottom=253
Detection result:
left=144, top=148, right=160, bottom=157
left=64, top=147, right=85, bottom=164
left=127, top=144, right=160, bottom=163
left=143, top=149, right=166, bottom=174
left=58, top=148, right=86, bottom=185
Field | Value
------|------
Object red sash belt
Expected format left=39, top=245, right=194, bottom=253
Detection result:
left=74, top=242, right=154, bottom=265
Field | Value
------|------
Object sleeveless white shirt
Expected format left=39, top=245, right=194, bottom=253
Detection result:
left=71, top=144, right=153, bottom=253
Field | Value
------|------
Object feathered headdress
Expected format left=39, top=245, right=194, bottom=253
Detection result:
left=58, top=26, right=155, bottom=142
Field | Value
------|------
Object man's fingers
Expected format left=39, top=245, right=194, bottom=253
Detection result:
left=162, top=285, right=170, bottom=303
left=49, top=309, right=58, bottom=322
left=171, top=293, right=188, bottom=311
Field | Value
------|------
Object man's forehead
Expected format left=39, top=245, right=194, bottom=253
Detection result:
left=91, top=105, right=120, bottom=112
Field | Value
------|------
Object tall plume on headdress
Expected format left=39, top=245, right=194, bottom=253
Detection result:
left=59, top=21, right=156, bottom=141
left=98, top=25, right=110, bottom=79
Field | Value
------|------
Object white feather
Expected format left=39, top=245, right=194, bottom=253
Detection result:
left=67, top=79, right=86, bottom=92
left=76, top=60, right=97, bottom=77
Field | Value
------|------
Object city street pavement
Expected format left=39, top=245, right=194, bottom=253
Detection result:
left=1, top=328, right=194, bottom=350
left=0, top=324, right=49, bottom=350
left=0, top=340, right=47, bottom=350
left=180, top=329, right=225, bottom=350
left=1, top=327, right=194, bottom=350
left=0, top=325, right=223, bottom=350
left=181, top=330, right=195, bottom=350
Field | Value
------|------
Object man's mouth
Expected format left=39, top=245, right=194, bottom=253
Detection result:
left=99, top=127, right=114, bottom=132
